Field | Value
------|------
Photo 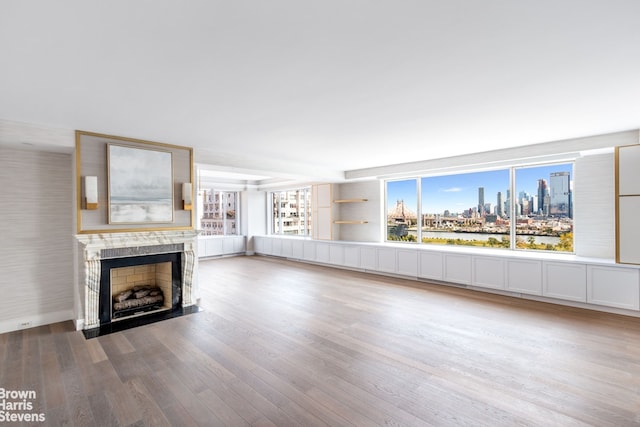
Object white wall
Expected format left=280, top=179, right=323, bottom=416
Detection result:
left=0, top=147, right=74, bottom=333
left=333, top=180, right=383, bottom=242
left=573, top=151, right=615, bottom=258
left=242, top=189, right=267, bottom=253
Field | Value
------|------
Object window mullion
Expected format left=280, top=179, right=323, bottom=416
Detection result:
left=510, top=167, right=516, bottom=250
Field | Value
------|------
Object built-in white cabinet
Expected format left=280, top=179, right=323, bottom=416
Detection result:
left=329, top=244, right=344, bottom=265
left=303, top=240, right=316, bottom=261
left=271, top=238, right=282, bottom=257
left=587, top=265, right=639, bottom=310
left=543, top=262, right=586, bottom=302
left=444, top=254, right=472, bottom=285
left=506, top=259, right=542, bottom=295
left=280, top=238, right=293, bottom=258
left=291, top=239, right=305, bottom=259
left=616, top=144, right=640, bottom=264
left=312, top=183, right=333, bottom=240
left=251, top=236, right=640, bottom=315
left=316, top=242, right=330, bottom=264
left=343, top=246, right=360, bottom=268
left=376, top=247, right=397, bottom=273
left=473, top=256, right=506, bottom=290
left=397, top=249, right=419, bottom=277
left=360, top=247, right=377, bottom=270
left=198, top=236, right=246, bottom=258
left=419, top=251, right=443, bottom=280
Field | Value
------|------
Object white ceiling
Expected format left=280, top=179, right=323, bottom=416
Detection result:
left=1, top=1, right=639, bottom=182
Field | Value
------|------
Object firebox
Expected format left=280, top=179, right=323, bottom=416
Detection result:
left=99, top=252, right=182, bottom=326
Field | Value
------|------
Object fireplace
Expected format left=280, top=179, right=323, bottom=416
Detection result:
left=100, top=252, right=181, bottom=324
left=75, top=231, right=198, bottom=338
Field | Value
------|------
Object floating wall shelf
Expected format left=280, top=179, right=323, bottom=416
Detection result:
left=333, top=198, right=368, bottom=203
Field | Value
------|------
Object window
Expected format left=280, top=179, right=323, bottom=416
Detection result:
left=198, top=190, right=239, bottom=236
left=271, top=188, right=312, bottom=236
left=421, top=170, right=510, bottom=248
left=386, top=179, right=418, bottom=242
left=385, top=162, right=574, bottom=252
left=514, top=163, right=573, bottom=252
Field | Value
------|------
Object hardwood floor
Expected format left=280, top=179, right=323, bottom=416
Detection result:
left=2, top=255, right=640, bottom=426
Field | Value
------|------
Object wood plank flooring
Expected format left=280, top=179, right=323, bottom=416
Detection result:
left=2, top=255, right=640, bottom=426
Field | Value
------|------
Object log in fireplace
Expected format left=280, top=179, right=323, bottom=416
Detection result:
left=99, top=252, right=182, bottom=325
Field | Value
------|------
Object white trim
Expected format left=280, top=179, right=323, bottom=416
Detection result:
left=0, top=310, right=75, bottom=335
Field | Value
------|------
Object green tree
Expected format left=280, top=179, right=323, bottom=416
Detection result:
left=556, top=232, right=573, bottom=252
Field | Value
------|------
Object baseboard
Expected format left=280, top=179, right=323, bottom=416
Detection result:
left=0, top=309, right=75, bottom=334
left=74, top=318, right=84, bottom=331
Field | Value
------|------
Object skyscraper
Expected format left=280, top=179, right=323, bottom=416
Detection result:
left=478, top=187, right=485, bottom=216
left=497, top=191, right=504, bottom=217
left=537, top=179, right=549, bottom=215
left=550, top=172, right=571, bottom=218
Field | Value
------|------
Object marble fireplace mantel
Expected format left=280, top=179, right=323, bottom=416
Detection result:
left=75, top=230, right=198, bottom=330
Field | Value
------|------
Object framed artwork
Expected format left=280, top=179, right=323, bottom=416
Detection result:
left=108, top=144, right=174, bottom=224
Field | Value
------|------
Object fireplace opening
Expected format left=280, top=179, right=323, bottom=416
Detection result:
left=99, top=252, right=182, bottom=326
left=111, top=262, right=172, bottom=319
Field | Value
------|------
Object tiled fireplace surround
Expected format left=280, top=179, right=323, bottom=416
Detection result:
left=75, top=231, right=197, bottom=331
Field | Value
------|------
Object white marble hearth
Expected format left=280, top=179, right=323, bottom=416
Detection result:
left=75, top=230, right=197, bottom=330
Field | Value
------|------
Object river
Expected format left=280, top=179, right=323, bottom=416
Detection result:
left=410, top=230, right=561, bottom=245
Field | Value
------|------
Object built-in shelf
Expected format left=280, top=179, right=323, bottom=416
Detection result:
left=333, top=198, right=368, bottom=203
left=333, top=220, right=369, bottom=224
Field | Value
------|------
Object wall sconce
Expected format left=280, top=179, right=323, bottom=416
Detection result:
left=182, top=182, right=193, bottom=210
left=84, top=176, right=98, bottom=210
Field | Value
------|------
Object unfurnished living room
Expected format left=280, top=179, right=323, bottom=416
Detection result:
left=1, top=1, right=640, bottom=426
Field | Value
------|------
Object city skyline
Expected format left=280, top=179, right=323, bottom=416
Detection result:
left=387, top=163, right=573, bottom=216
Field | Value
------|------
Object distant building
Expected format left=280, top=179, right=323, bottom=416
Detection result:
left=550, top=172, right=571, bottom=218
left=537, top=179, right=549, bottom=215
left=496, top=191, right=504, bottom=217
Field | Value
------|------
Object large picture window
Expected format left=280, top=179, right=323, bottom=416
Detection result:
left=386, top=179, right=418, bottom=242
left=199, top=190, right=239, bottom=236
left=514, top=163, right=573, bottom=251
left=421, top=170, right=510, bottom=248
left=386, top=162, right=574, bottom=253
left=271, top=188, right=312, bottom=236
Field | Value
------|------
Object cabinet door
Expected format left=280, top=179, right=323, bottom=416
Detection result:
left=618, top=196, right=640, bottom=264
left=316, top=242, right=330, bottom=263
left=419, top=251, right=443, bottom=280
left=617, top=144, right=640, bottom=195
left=507, top=259, right=542, bottom=295
left=587, top=266, right=639, bottom=310
left=280, top=238, right=293, bottom=258
left=397, top=249, right=418, bottom=277
left=343, top=246, right=360, bottom=268
left=303, top=241, right=316, bottom=261
left=329, top=244, right=344, bottom=265
left=543, top=262, right=586, bottom=302
left=222, top=237, right=234, bottom=254
left=316, top=207, right=332, bottom=240
left=205, top=238, right=223, bottom=257
left=291, top=239, right=304, bottom=259
left=473, top=256, right=505, bottom=290
left=271, top=238, right=282, bottom=257
left=360, top=247, right=377, bottom=270
left=444, top=254, right=471, bottom=285
left=377, top=248, right=397, bottom=273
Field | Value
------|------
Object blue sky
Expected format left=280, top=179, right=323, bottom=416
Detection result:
left=387, top=163, right=573, bottom=215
